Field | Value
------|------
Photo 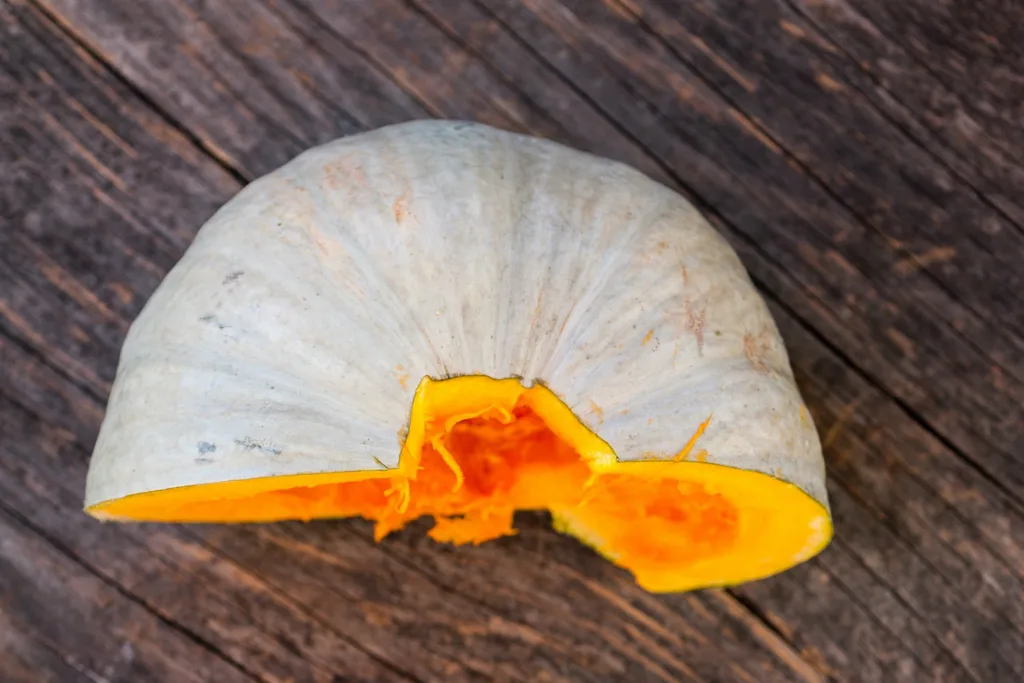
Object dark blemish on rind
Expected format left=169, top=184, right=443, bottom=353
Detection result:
left=195, top=457, right=215, bottom=465
left=223, top=271, right=244, bottom=284
left=234, top=437, right=282, bottom=456
left=199, top=314, right=227, bottom=329
left=197, top=441, right=217, bottom=454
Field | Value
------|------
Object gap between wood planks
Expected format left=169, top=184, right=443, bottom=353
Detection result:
left=9, top=0, right=1023, bottom=679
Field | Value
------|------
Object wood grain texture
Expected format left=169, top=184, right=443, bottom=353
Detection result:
left=0, top=491, right=254, bottom=683
left=2, top=0, right=1022, bottom=681
left=798, top=0, right=1024, bottom=227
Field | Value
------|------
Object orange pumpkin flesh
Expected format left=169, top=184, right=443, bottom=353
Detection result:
left=90, top=376, right=831, bottom=591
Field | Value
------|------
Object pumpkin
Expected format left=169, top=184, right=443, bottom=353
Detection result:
left=85, top=120, right=831, bottom=592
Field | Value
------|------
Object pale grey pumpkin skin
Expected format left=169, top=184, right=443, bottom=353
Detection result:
left=85, top=120, right=827, bottom=515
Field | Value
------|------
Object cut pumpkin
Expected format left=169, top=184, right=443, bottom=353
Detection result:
left=90, top=376, right=831, bottom=592
left=84, top=122, right=833, bottom=593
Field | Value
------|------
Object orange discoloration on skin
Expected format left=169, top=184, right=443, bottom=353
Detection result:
left=323, top=160, right=368, bottom=192
left=528, top=292, right=545, bottom=331
left=589, top=400, right=605, bottom=425
left=642, top=329, right=655, bottom=346
left=684, top=299, right=708, bottom=354
left=681, top=266, right=689, bottom=285
left=394, top=366, right=411, bottom=390
left=310, top=229, right=331, bottom=256
left=743, top=331, right=773, bottom=374
left=694, top=449, right=709, bottom=463
left=674, top=414, right=713, bottom=462
left=392, top=193, right=411, bottom=225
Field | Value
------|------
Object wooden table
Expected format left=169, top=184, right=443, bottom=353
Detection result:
left=2, top=1, right=1022, bottom=681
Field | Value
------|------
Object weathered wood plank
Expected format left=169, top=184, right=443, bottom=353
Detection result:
left=795, top=0, right=1024, bottom=226
left=0, top=501, right=255, bottom=683
left=0, top=612, right=96, bottom=683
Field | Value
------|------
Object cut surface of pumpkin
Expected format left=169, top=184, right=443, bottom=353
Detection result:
left=90, top=376, right=831, bottom=592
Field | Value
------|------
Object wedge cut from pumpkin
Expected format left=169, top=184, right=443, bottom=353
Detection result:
left=90, top=376, right=831, bottom=592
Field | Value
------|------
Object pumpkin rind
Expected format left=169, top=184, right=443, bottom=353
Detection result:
left=85, top=120, right=831, bottom=589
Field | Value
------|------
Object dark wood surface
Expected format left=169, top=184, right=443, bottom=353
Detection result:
left=1, top=0, right=1022, bottom=681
